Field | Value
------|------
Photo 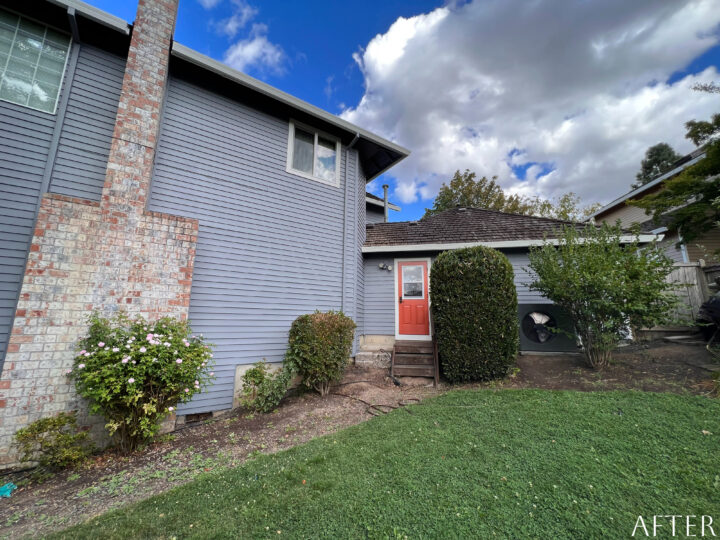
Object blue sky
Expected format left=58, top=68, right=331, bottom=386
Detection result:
left=87, top=1, right=720, bottom=222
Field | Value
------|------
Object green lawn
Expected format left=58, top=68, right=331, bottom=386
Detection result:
left=55, top=390, right=718, bottom=539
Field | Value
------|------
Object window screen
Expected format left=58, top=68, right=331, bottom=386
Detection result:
left=0, top=9, right=71, bottom=113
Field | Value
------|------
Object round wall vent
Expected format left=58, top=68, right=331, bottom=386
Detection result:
left=521, top=311, right=556, bottom=343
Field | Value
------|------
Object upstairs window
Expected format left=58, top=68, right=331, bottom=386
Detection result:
left=286, top=121, right=341, bottom=187
left=0, top=9, right=71, bottom=114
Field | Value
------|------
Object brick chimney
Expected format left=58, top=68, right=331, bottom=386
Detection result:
left=102, top=0, right=179, bottom=215
left=0, top=0, right=197, bottom=467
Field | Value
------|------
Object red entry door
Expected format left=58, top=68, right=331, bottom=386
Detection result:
left=397, top=261, right=430, bottom=337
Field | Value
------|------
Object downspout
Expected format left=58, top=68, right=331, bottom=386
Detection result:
left=383, top=184, right=389, bottom=223
left=340, top=133, right=360, bottom=313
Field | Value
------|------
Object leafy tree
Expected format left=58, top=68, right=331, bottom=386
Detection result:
left=528, top=224, right=676, bottom=369
left=685, top=113, right=720, bottom=146
left=424, top=170, right=530, bottom=217
left=692, top=82, right=720, bottom=94
left=632, top=143, right=681, bottom=189
left=630, top=138, right=720, bottom=250
left=425, top=170, right=599, bottom=221
left=526, top=192, right=602, bottom=222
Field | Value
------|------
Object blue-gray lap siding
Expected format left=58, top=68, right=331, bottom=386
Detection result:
left=366, top=205, right=386, bottom=224
left=361, top=249, right=549, bottom=336
left=0, top=42, right=125, bottom=368
left=148, top=76, right=363, bottom=414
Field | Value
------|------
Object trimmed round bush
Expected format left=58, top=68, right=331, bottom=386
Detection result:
left=285, top=311, right=356, bottom=397
left=430, top=246, right=518, bottom=382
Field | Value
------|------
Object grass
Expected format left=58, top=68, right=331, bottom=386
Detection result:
left=54, top=390, right=718, bottom=539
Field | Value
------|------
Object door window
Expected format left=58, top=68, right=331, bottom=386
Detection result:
left=402, top=265, right=424, bottom=299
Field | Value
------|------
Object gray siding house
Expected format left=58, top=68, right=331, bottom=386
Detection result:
left=0, top=0, right=658, bottom=461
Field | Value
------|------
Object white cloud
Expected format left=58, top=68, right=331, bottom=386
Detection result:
left=197, top=0, right=222, bottom=9
left=342, top=0, right=720, bottom=206
left=216, top=0, right=258, bottom=37
left=324, top=75, right=334, bottom=100
left=223, top=23, right=285, bottom=75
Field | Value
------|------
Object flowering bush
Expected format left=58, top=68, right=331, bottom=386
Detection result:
left=69, top=313, right=214, bottom=452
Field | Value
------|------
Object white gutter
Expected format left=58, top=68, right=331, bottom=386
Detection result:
left=47, top=0, right=130, bottom=34
left=171, top=42, right=411, bottom=161
left=362, top=234, right=661, bottom=253
left=366, top=197, right=400, bottom=211
left=588, top=152, right=706, bottom=221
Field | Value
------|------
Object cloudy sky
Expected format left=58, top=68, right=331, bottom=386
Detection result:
left=90, top=0, right=720, bottom=220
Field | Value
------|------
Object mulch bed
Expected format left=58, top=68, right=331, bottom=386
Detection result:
left=0, top=340, right=716, bottom=538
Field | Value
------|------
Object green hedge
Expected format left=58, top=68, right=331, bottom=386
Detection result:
left=285, top=311, right=356, bottom=396
left=430, top=247, right=518, bottom=382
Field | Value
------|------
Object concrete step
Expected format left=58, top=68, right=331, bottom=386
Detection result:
left=355, top=350, right=391, bottom=368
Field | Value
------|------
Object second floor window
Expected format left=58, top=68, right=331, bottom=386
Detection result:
left=0, top=9, right=71, bottom=114
left=287, top=121, right=341, bottom=187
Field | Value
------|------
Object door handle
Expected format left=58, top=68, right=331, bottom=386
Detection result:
left=399, top=296, right=403, bottom=303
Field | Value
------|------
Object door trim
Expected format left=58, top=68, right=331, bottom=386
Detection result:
left=394, top=257, right=432, bottom=341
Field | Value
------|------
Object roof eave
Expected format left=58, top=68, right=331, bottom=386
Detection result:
left=171, top=42, right=410, bottom=166
left=588, top=152, right=706, bottom=221
left=366, top=197, right=401, bottom=211
left=362, top=234, right=660, bottom=253
left=46, top=0, right=130, bottom=34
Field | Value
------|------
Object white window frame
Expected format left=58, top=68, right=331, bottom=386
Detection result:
left=286, top=119, right=342, bottom=187
left=0, top=8, right=72, bottom=115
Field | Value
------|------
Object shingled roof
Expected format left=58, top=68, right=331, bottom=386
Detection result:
left=364, top=207, right=589, bottom=249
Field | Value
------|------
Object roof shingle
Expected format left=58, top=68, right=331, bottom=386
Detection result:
left=364, top=207, right=587, bottom=247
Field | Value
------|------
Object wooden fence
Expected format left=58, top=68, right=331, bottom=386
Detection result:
left=665, top=263, right=709, bottom=325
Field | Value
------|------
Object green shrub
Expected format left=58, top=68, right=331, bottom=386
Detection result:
left=528, top=223, right=676, bottom=368
left=13, top=412, right=95, bottom=471
left=430, top=247, right=518, bottom=382
left=285, top=311, right=356, bottom=396
left=240, top=361, right=293, bottom=413
left=69, top=312, right=214, bottom=452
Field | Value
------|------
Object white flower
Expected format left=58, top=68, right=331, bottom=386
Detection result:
left=139, top=346, right=146, bottom=353
left=122, top=357, right=129, bottom=364
left=176, top=358, right=182, bottom=364
left=98, top=342, right=105, bottom=348
left=168, top=406, right=174, bottom=412
left=78, top=363, right=85, bottom=369
left=112, top=347, right=120, bottom=352
left=128, top=378, right=135, bottom=384
left=84, top=352, right=91, bottom=357
left=184, top=388, right=189, bottom=393
left=104, top=347, right=109, bottom=351
left=164, top=342, right=171, bottom=347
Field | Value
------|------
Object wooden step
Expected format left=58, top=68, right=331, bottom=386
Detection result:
left=393, top=365, right=436, bottom=377
left=394, top=352, right=434, bottom=366
left=394, top=341, right=434, bottom=354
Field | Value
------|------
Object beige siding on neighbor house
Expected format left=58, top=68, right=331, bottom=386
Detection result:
left=686, top=228, right=720, bottom=264
left=597, top=202, right=652, bottom=227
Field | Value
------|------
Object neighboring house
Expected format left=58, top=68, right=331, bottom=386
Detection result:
left=365, top=191, right=400, bottom=224
left=589, top=148, right=719, bottom=264
left=0, top=0, right=655, bottom=465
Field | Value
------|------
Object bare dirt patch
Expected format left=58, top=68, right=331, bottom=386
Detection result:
left=490, top=340, right=716, bottom=394
left=0, top=340, right=715, bottom=538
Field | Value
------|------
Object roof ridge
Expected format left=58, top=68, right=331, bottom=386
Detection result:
left=424, top=206, right=584, bottom=226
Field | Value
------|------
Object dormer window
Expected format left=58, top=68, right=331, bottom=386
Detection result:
left=0, top=9, right=71, bottom=114
left=286, top=120, right=341, bottom=187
